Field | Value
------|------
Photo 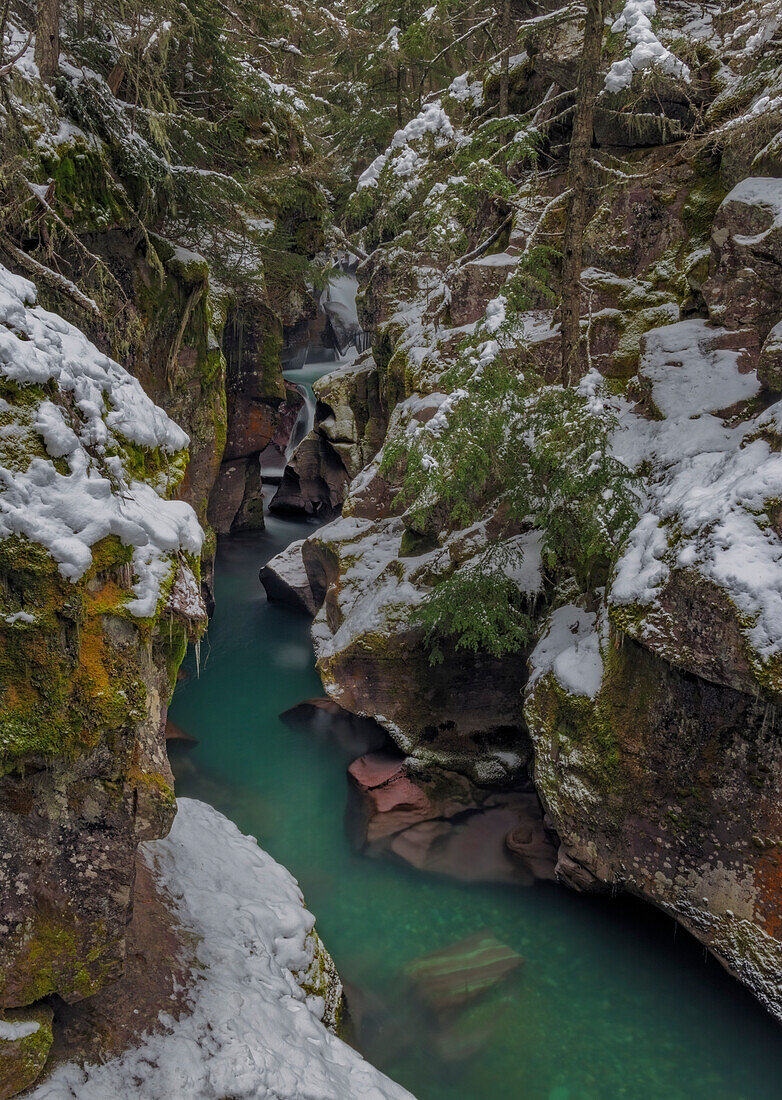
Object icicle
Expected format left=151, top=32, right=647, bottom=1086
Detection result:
left=195, top=637, right=201, bottom=679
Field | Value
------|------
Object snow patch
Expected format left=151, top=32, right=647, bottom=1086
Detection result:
left=0, top=1018, right=40, bottom=1041
left=0, top=262, right=202, bottom=617
left=605, top=1, right=691, bottom=93
left=357, top=102, right=454, bottom=190
left=529, top=604, right=605, bottom=699
left=31, top=799, right=411, bottom=1100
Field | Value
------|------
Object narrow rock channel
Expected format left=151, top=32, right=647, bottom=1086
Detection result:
left=168, top=346, right=782, bottom=1100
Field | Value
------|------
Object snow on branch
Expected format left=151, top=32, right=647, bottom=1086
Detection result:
left=605, top=1, right=690, bottom=93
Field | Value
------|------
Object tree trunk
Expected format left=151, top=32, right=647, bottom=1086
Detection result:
left=560, top=0, right=604, bottom=385
left=498, top=0, right=512, bottom=118
left=35, top=0, right=60, bottom=81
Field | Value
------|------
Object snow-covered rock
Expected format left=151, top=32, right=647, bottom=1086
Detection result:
left=260, top=537, right=319, bottom=615
left=705, top=177, right=782, bottom=338
left=609, top=318, right=782, bottom=693
left=31, top=799, right=413, bottom=1100
left=0, top=263, right=202, bottom=618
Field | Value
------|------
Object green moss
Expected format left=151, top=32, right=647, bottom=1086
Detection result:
left=0, top=1005, right=54, bottom=1097
left=682, top=157, right=726, bottom=241
left=399, top=528, right=439, bottom=558
left=38, top=139, right=129, bottom=231
left=3, top=914, right=117, bottom=1004
left=0, top=533, right=151, bottom=775
left=157, top=615, right=189, bottom=700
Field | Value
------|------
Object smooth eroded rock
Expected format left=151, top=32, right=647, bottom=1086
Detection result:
left=260, top=539, right=319, bottom=615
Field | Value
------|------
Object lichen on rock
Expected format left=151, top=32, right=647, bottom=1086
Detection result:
left=0, top=262, right=204, bottom=1024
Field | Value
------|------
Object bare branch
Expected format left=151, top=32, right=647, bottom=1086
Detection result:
left=1, top=237, right=103, bottom=320
left=0, top=30, right=32, bottom=77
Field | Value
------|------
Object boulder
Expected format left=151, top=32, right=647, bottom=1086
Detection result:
left=304, top=515, right=531, bottom=780
left=705, top=177, right=782, bottom=339
left=269, top=432, right=349, bottom=518
left=259, top=539, right=319, bottom=615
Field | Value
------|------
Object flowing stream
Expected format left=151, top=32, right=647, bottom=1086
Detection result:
left=169, top=334, right=782, bottom=1099
left=170, top=525, right=782, bottom=1100
left=284, top=351, right=339, bottom=457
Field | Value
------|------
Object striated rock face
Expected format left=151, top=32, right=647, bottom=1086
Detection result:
left=0, top=266, right=204, bottom=1085
left=315, top=357, right=388, bottom=479
left=208, top=302, right=306, bottom=534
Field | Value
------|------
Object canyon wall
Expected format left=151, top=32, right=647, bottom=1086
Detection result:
left=263, top=1, right=782, bottom=1021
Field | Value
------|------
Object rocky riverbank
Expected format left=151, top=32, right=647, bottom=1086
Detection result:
left=261, top=1, right=782, bottom=1022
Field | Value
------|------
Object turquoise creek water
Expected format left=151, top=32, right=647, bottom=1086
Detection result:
left=170, top=515, right=782, bottom=1100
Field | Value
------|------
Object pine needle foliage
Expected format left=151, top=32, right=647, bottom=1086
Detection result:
left=382, top=293, right=639, bottom=660
left=416, top=544, right=538, bottom=664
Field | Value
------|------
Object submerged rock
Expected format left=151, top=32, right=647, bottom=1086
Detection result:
left=403, top=932, right=523, bottom=1015
left=164, top=719, right=198, bottom=746
left=348, top=752, right=557, bottom=884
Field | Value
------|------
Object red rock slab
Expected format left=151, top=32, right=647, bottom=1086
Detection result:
left=403, top=931, right=523, bottom=1014
left=348, top=753, right=471, bottom=844
left=389, top=802, right=540, bottom=885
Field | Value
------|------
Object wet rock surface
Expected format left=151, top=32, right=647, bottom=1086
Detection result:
left=347, top=752, right=557, bottom=885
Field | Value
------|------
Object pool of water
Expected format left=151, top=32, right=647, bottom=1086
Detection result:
left=170, top=520, right=782, bottom=1100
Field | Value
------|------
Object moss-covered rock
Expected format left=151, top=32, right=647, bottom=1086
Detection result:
left=525, top=622, right=782, bottom=1022
left=0, top=265, right=204, bottom=1014
left=0, top=1004, right=54, bottom=1100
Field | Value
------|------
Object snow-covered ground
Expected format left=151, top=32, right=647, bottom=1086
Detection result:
left=31, top=799, right=413, bottom=1100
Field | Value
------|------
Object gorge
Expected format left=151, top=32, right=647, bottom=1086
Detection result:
left=2, top=1, right=782, bottom=1097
